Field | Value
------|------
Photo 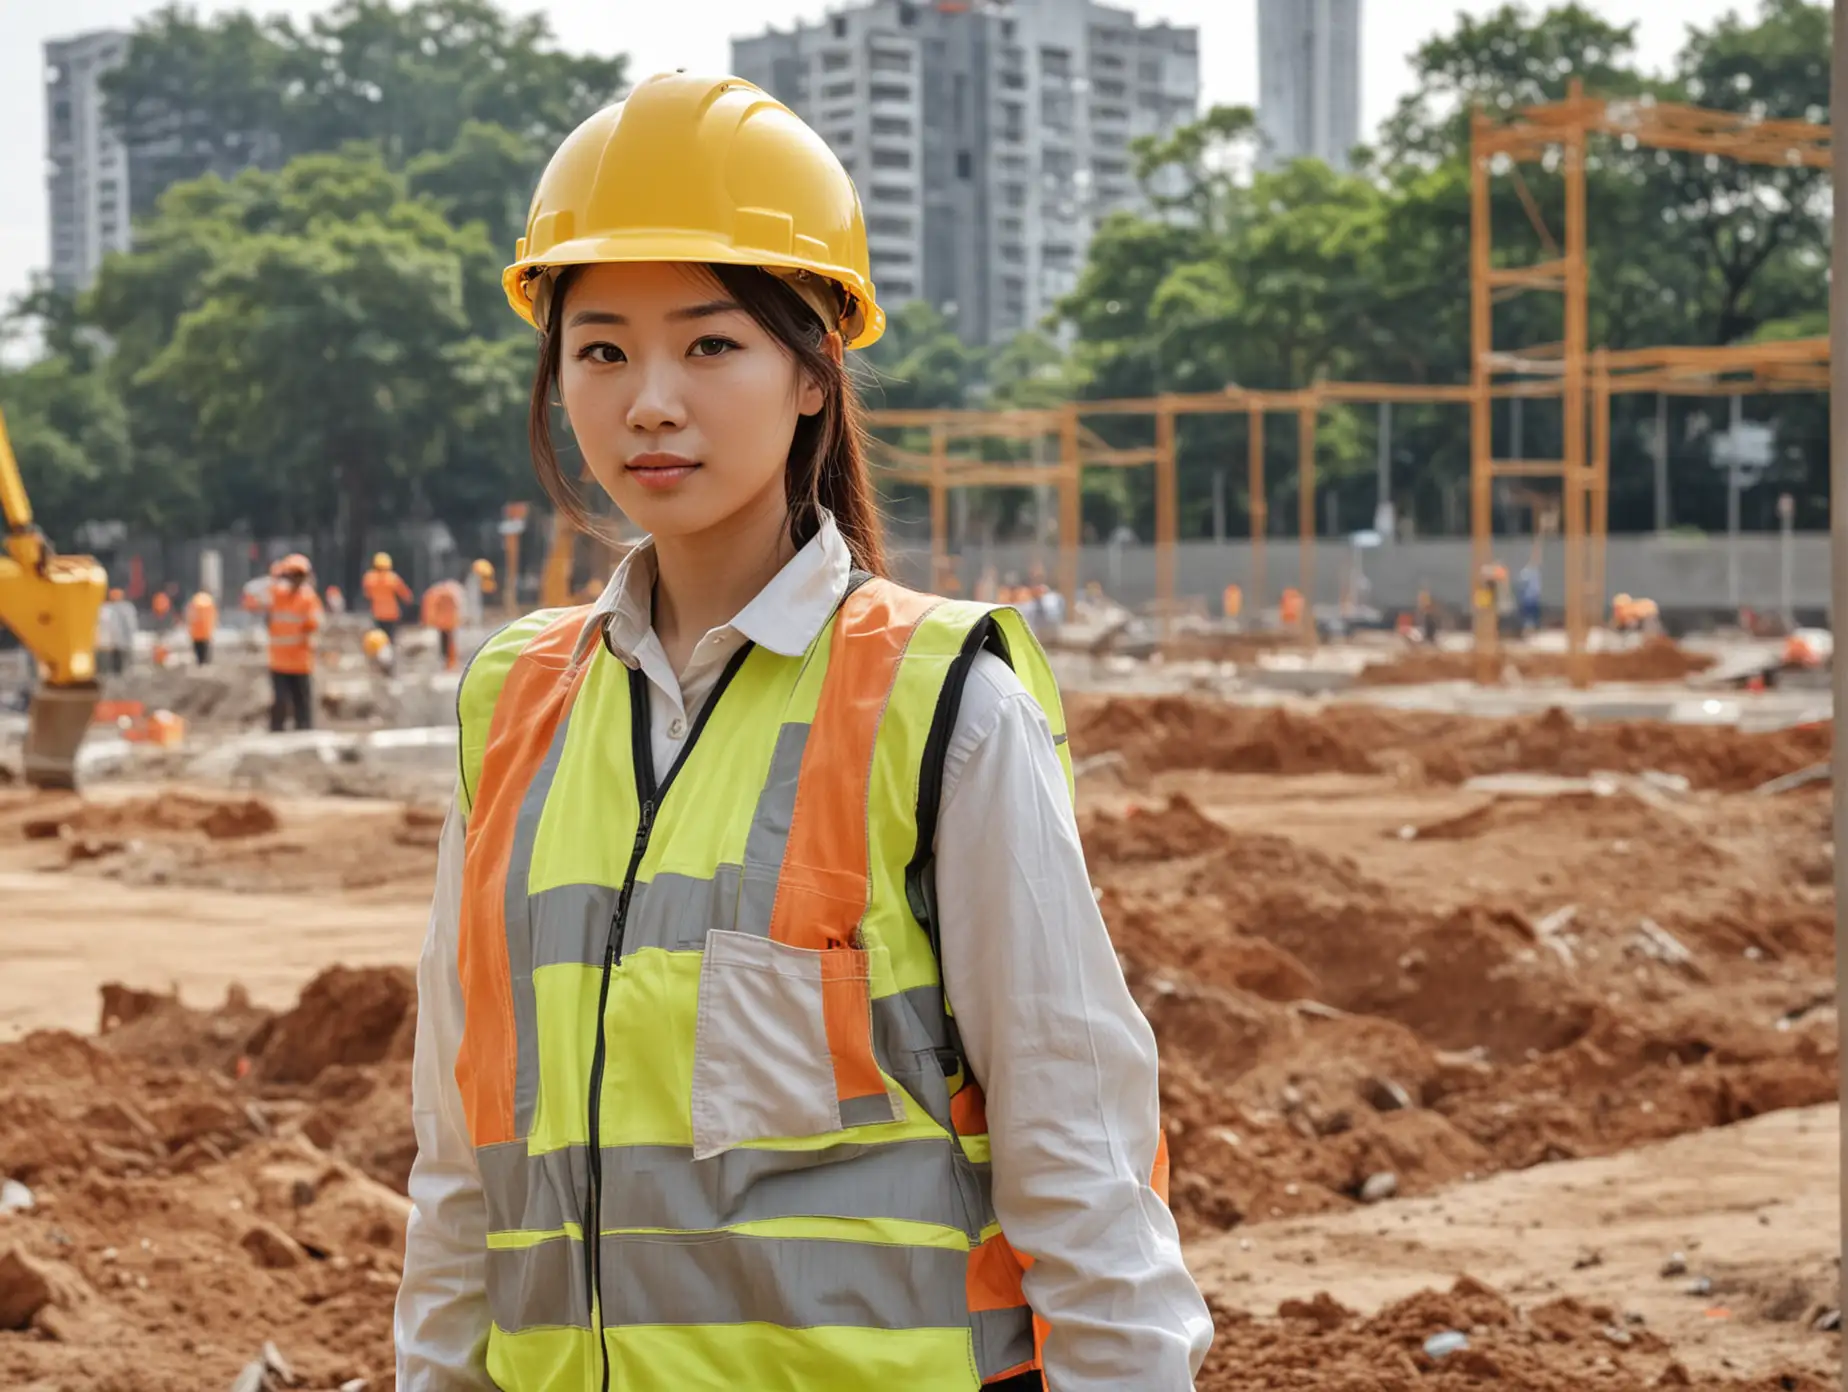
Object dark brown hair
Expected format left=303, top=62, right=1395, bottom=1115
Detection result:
left=527, top=263, right=887, bottom=576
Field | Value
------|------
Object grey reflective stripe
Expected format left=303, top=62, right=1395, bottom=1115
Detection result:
left=600, top=1232, right=970, bottom=1329
left=736, top=720, right=811, bottom=938
left=1052, top=732, right=1068, bottom=747
left=527, top=881, right=620, bottom=969
left=622, top=868, right=744, bottom=955
left=478, top=1136, right=978, bottom=1238
left=973, top=1306, right=1036, bottom=1380
left=487, top=1233, right=590, bottom=1333
left=490, top=1229, right=973, bottom=1333
left=837, top=1093, right=896, bottom=1127
left=505, top=703, right=578, bottom=1134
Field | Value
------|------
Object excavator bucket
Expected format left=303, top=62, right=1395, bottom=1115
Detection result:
left=23, top=681, right=99, bottom=790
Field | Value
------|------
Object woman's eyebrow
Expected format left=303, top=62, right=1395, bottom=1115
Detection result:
left=666, top=299, right=743, bottom=322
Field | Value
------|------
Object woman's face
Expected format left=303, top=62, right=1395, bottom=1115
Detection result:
left=557, top=261, right=823, bottom=544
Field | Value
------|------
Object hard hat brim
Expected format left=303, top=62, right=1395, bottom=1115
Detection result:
left=504, top=231, right=886, bottom=350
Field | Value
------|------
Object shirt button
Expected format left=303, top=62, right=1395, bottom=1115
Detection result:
left=668, top=717, right=687, bottom=740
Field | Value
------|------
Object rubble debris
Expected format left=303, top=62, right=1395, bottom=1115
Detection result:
left=240, top=1221, right=307, bottom=1270
left=1422, top=1329, right=1470, bottom=1359
left=0, top=1247, right=85, bottom=1330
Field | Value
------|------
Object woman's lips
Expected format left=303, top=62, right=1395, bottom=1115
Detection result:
left=625, top=452, right=700, bottom=490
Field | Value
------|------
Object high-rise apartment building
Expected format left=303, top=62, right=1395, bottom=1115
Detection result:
left=733, top=0, right=1198, bottom=347
left=1257, top=0, right=1361, bottom=171
left=45, top=30, right=136, bottom=292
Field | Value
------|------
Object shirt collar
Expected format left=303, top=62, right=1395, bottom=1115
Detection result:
left=574, top=513, right=854, bottom=666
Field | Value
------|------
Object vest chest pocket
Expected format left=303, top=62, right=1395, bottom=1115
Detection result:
left=690, top=929, right=903, bottom=1160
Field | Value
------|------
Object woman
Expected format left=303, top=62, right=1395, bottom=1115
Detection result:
left=395, top=72, right=1210, bottom=1392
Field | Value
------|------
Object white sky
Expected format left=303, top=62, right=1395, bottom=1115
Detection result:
left=0, top=0, right=1753, bottom=317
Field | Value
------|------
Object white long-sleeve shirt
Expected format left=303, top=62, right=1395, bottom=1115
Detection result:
left=395, top=517, right=1211, bottom=1390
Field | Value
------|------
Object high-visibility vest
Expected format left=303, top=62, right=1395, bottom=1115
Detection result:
left=364, top=568, right=412, bottom=621
left=455, top=577, right=1128, bottom=1391
left=267, top=584, right=322, bottom=675
left=421, top=580, right=463, bottom=632
left=186, top=592, right=218, bottom=642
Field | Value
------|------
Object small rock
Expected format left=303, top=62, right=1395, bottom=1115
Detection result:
left=339, top=1381, right=369, bottom=1392
left=262, top=1340, right=297, bottom=1385
left=1359, top=1172, right=1399, bottom=1204
left=1423, top=1330, right=1469, bottom=1359
left=291, top=1179, right=317, bottom=1208
left=0, top=1180, right=33, bottom=1214
left=240, top=1222, right=306, bottom=1271
left=0, top=1247, right=56, bottom=1329
left=1659, top=1252, right=1688, bottom=1277
left=1574, top=1247, right=1603, bottom=1269
left=1685, top=1275, right=1713, bottom=1298
left=0, top=1246, right=85, bottom=1330
left=1601, top=1324, right=1632, bottom=1346
left=1624, top=1310, right=1647, bottom=1325
left=1362, top=1076, right=1413, bottom=1112
left=1815, top=1308, right=1841, bottom=1333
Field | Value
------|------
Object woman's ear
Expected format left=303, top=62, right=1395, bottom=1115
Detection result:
left=798, top=333, right=842, bottom=417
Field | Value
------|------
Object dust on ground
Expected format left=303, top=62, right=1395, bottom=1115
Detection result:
left=0, top=697, right=1837, bottom=1389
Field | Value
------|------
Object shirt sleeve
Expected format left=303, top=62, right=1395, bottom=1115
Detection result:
left=394, top=802, right=497, bottom=1391
left=933, top=652, right=1213, bottom=1390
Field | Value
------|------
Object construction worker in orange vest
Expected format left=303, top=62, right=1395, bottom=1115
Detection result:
left=421, top=577, right=465, bottom=671
left=266, top=554, right=322, bottom=732
left=1279, top=586, right=1304, bottom=629
left=363, top=551, right=414, bottom=641
left=184, top=590, right=219, bottom=665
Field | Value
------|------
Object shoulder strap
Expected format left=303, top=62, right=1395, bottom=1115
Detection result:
left=905, top=614, right=1012, bottom=1075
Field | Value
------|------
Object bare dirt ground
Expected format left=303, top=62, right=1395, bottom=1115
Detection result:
left=0, top=696, right=1837, bottom=1390
left=0, top=789, right=436, bottom=1038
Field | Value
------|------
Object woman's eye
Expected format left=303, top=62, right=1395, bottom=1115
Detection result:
left=578, top=342, right=625, bottom=365
left=689, top=336, right=740, bottom=358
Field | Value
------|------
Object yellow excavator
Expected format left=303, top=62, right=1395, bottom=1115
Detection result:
left=0, top=407, right=107, bottom=789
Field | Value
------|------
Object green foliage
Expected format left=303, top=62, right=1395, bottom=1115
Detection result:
left=9, top=0, right=619, bottom=577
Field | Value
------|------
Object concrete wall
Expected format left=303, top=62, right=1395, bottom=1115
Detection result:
left=890, top=532, right=1835, bottom=621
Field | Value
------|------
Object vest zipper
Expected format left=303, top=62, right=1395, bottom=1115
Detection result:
left=582, top=644, right=754, bottom=1391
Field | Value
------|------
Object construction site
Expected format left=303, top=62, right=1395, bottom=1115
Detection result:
left=0, top=61, right=1842, bottom=1392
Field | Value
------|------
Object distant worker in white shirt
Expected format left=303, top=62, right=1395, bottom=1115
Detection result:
left=395, top=73, right=1210, bottom=1392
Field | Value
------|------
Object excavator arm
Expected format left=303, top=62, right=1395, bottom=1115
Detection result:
left=0, top=408, right=107, bottom=788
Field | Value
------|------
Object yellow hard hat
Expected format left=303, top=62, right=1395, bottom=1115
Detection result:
left=472, top=558, right=494, bottom=577
left=373, top=552, right=392, bottom=570
left=504, top=72, right=884, bottom=348
left=362, top=628, right=390, bottom=658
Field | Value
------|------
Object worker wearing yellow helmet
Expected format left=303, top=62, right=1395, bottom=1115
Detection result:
left=395, top=73, right=1206, bottom=1392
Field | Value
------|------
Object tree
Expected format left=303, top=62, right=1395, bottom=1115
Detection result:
left=84, top=146, right=531, bottom=579
left=104, top=1, right=626, bottom=191
left=0, top=350, right=136, bottom=544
